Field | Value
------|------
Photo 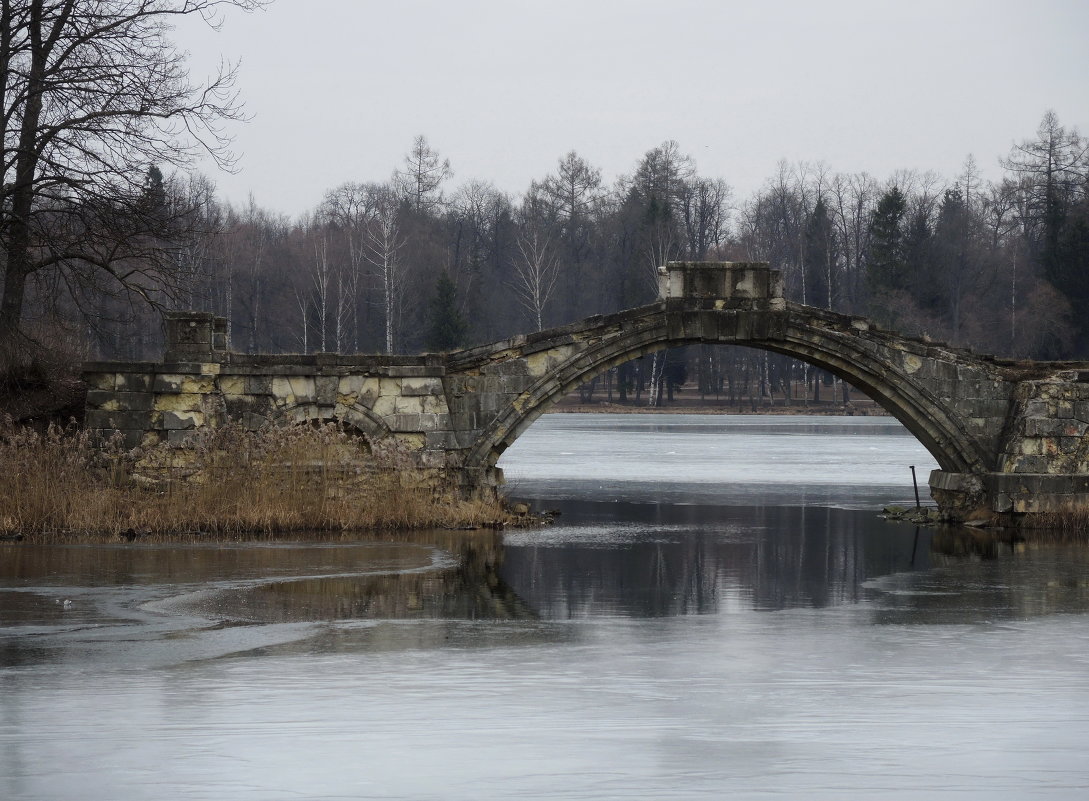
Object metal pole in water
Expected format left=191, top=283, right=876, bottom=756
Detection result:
left=910, top=465, right=921, bottom=510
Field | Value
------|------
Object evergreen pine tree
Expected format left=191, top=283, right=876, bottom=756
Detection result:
left=426, top=271, right=467, bottom=351
left=867, top=186, right=908, bottom=295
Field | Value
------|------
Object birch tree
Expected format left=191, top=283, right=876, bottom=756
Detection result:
left=511, top=203, right=559, bottom=331
left=363, top=184, right=407, bottom=354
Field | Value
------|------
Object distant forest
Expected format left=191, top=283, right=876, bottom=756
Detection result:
left=21, top=111, right=1089, bottom=402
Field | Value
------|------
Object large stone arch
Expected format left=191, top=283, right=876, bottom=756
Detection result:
left=464, top=306, right=994, bottom=477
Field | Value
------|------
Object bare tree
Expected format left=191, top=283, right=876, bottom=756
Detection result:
left=320, top=182, right=372, bottom=350
left=680, top=177, right=731, bottom=259
left=511, top=196, right=559, bottom=332
left=222, top=195, right=288, bottom=354
left=540, top=150, right=603, bottom=222
left=0, top=0, right=266, bottom=346
left=395, top=135, right=452, bottom=214
left=363, top=183, right=407, bottom=354
left=828, top=172, right=878, bottom=311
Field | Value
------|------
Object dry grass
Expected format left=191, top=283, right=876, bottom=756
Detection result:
left=0, top=416, right=511, bottom=542
left=1027, top=508, right=1089, bottom=541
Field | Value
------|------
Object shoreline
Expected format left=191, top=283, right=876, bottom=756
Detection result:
left=547, top=402, right=889, bottom=416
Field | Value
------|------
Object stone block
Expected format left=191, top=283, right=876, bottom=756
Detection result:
left=152, top=373, right=185, bottom=393
left=85, top=409, right=151, bottom=431
left=1063, top=420, right=1089, bottom=437
left=392, top=432, right=426, bottom=451
left=153, top=393, right=204, bottom=413
left=217, top=375, right=245, bottom=396
left=162, top=410, right=203, bottom=430
left=1025, top=417, right=1067, bottom=437
left=527, top=348, right=575, bottom=377
left=84, top=371, right=117, bottom=391
left=500, top=375, right=532, bottom=394
left=315, top=375, right=338, bottom=406
left=420, top=394, right=449, bottom=415
left=244, top=375, right=274, bottom=395
left=1012, top=497, right=1039, bottom=514
left=1075, top=401, right=1089, bottom=422
left=286, top=403, right=321, bottom=423
left=114, top=429, right=146, bottom=450
left=1057, top=401, right=1075, bottom=419
left=1059, top=436, right=1082, bottom=455
left=454, top=394, right=482, bottom=416
left=455, top=429, right=482, bottom=448
left=1011, top=455, right=1049, bottom=473
left=393, top=395, right=426, bottom=415
left=398, top=377, right=444, bottom=397
left=117, top=373, right=153, bottom=392
left=166, top=430, right=199, bottom=446
left=86, top=390, right=154, bottom=411
left=388, top=413, right=423, bottom=432
left=425, top=431, right=460, bottom=449
left=489, top=360, right=529, bottom=376
left=288, top=376, right=316, bottom=403
left=243, top=412, right=271, bottom=430
left=418, top=450, right=450, bottom=469
left=370, top=395, right=397, bottom=418
left=271, top=376, right=293, bottom=402
left=1022, top=398, right=1049, bottom=417
left=373, top=366, right=420, bottom=378
left=151, top=373, right=213, bottom=394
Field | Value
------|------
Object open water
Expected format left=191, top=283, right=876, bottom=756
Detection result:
left=2, top=413, right=1089, bottom=800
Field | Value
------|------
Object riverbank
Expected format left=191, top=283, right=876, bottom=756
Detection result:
left=0, top=417, right=512, bottom=543
left=550, top=400, right=888, bottom=415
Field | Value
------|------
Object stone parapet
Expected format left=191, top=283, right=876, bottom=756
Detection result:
left=658, top=261, right=785, bottom=311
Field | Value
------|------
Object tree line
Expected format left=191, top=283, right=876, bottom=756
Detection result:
left=58, top=113, right=1086, bottom=370
left=2, top=6, right=1087, bottom=407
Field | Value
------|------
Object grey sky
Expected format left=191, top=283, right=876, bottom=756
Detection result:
left=180, top=0, right=1089, bottom=217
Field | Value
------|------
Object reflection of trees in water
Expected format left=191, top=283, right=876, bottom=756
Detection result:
left=503, top=506, right=1089, bottom=622
left=872, top=532, right=1089, bottom=624
left=198, top=529, right=537, bottom=623
left=0, top=529, right=537, bottom=624
left=499, top=504, right=927, bottom=617
left=0, top=536, right=431, bottom=586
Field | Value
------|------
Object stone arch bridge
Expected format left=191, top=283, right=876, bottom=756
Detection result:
left=84, top=262, right=1089, bottom=524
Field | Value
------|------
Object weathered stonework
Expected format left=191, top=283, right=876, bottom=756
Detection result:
left=84, top=265, right=1089, bottom=526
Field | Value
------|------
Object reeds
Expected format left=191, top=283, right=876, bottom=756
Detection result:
left=0, top=416, right=510, bottom=541
left=1029, top=508, right=1089, bottom=541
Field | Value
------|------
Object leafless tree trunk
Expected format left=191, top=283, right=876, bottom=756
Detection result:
left=363, top=185, right=407, bottom=354
left=512, top=218, right=559, bottom=331
left=0, top=0, right=266, bottom=344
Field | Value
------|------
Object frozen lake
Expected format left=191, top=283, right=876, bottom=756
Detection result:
left=2, top=414, right=1088, bottom=800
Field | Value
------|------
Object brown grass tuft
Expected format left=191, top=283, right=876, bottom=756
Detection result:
left=1, top=416, right=511, bottom=542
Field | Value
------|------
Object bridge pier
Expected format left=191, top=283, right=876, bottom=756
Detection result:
left=82, top=266, right=1089, bottom=530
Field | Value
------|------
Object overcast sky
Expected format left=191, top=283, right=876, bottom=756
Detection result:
left=178, top=0, right=1089, bottom=217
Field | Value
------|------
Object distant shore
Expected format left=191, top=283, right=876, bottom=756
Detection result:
left=547, top=400, right=889, bottom=416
